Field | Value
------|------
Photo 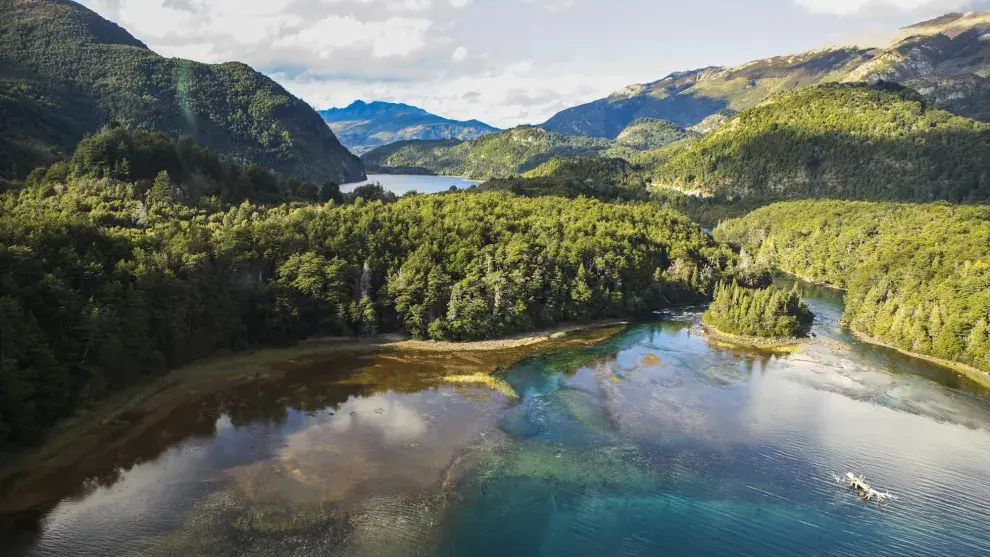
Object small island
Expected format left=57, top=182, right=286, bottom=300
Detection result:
left=702, top=281, right=815, bottom=346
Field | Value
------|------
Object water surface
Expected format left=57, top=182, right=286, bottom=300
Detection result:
left=4, top=282, right=990, bottom=556
left=343, top=174, right=482, bottom=195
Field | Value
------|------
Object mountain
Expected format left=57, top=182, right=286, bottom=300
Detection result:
left=542, top=12, right=990, bottom=139
left=0, top=0, right=364, bottom=183
left=649, top=82, right=990, bottom=202
left=361, top=126, right=612, bottom=180
left=319, top=101, right=498, bottom=155
left=613, top=118, right=694, bottom=150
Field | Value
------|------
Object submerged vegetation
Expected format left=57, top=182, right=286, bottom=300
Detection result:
left=716, top=200, right=990, bottom=372
left=702, top=282, right=814, bottom=339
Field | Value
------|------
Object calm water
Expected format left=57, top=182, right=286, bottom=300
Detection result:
left=343, top=174, right=482, bottom=194
left=4, top=281, right=990, bottom=556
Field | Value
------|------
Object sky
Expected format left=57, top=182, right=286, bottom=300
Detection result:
left=77, top=0, right=990, bottom=128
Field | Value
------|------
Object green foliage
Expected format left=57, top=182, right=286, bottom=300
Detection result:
left=46, top=126, right=318, bottom=204
left=361, top=127, right=613, bottom=180
left=716, top=200, right=990, bottom=371
left=0, top=0, right=363, bottom=182
left=614, top=118, right=694, bottom=150
left=702, top=281, right=814, bottom=339
left=651, top=83, right=990, bottom=202
left=472, top=157, right=650, bottom=202
left=0, top=146, right=747, bottom=447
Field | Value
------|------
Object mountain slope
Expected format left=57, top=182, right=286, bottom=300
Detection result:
left=319, top=101, right=498, bottom=155
left=361, top=126, right=612, bottom=179
left=542, top=49, right=870, bottom=138
left=542, top=12, right=990, bottom=139
left=613, top=118, right=694, bottom=150
left=650, top=82, right=990, bottom=202
left=0, top=0, right=364, bottom=183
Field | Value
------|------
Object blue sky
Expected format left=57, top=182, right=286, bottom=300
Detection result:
left=78, top=0, right=990, bottom=128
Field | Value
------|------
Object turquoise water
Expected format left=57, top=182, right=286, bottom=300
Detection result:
left=343, top=174, right=482, bottom=194
left=5, top=281, right=990, bottom=556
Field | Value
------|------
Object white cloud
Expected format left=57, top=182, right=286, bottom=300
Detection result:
left=275, top=16, right=433, bottom=58
left=278, top=59, right=618, bottom=127
left=793, top=0, right=952, bottom=15
left=78, top=0, right=986, bottom=129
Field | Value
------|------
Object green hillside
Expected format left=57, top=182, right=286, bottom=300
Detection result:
left=361, top=127, right=612, bottom=180
left=716, top=201, right=990, bottom=376
left=614, top=118, right=694, bottom=150
left=650, top=83, right=990, bottom=202
left=0, top=129, right=748, bottom=444
left=0, top=0, right=364, bottom=183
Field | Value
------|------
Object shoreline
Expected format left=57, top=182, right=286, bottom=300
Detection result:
left=696, top=324, right=852, bottom=354
left=781, top=272, right=988, bottom=386
left=850, top=329, right=990, bottom=389
left=695, top=324, right=808, bottom=352
left=0, top=320, right=628, bottom=492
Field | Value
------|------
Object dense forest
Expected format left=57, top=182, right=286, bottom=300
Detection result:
left=0, top=0, right=363, bottom=184
left=702, top=281, right=814, bottom=339
left=0, top=127, right=760, bottom=448
left=613, top=118, right=694, bottom=151
left=716, top=200, right=990, bottom=372
left=650, top=83, right=990, bottom=202
left=361, top=126, right=612, bottom=179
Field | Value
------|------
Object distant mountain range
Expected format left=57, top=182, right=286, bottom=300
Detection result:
left=320, top=101, right=498, bottom=155
left=542, top=12, right=990, bottom=138
left=0, top=0, right=364, bottom=183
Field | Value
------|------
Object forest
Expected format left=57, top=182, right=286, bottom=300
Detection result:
left=702, top=281, right=814, bottom=339
left=0, top=0, right=363, bottom=183
left=0, top=126, right=762, bottom=448
left=649, top=83, right=990, bottom=202
left=716, top=200, right=990, bottom=372
left=361, top=127, right=613, bottom=179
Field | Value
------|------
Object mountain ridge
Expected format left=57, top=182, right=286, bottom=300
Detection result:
left=0, top=0, right=364, bottom=183
left=320, top=100, right=498, bottom=155
left=541, top=11, right=990, bottom=139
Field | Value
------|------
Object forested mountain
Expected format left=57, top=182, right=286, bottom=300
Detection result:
left=613, top=118, right=694, bottom=150
left=542, top=12, right=990, bottom=139
left=0, top=0, right=364, bottom=184
left=319, top=101, right=498, bottom=155
left=0, top=127, right=754, bottom=446
left=361, top=126, right=612, bottom=179
left=716, top=201, right=990, bottom=375
left=649, top=83, right=990, bottom=202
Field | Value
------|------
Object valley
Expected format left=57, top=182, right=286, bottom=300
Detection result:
left=2, top=1, right=990, bottom=556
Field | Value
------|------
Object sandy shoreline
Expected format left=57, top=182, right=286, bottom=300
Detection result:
left=850, top=329, right=990, bottom=389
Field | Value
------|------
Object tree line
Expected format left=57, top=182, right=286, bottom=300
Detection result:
left=702, top=281, right=814, bottom=339
left=716, top=200, right=990, bottom=371
left=0, top=127, right=758, bottom=448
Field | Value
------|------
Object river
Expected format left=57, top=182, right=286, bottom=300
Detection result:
left=3, top=280, right=990, bottom=556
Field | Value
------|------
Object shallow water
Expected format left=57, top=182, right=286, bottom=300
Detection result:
left=4, top=281, right=990, bottom=556
left=343, top=174, right=482, bottom=195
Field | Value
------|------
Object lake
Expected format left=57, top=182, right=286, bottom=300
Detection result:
left=4, top=280, right=990, bottom=556
left=343, top=174, right=482, bottom=195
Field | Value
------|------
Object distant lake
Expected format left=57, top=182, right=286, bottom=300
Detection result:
left=344, top=174, right=482, bottom=195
